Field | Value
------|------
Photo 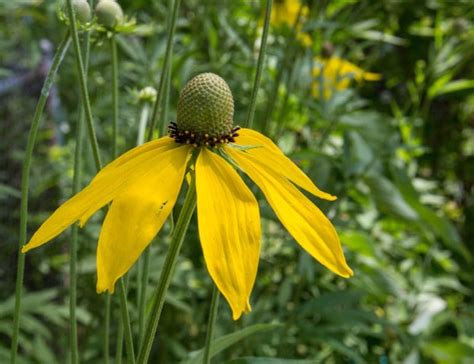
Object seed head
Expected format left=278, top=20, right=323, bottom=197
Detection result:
left=176, top=73, right=234, bottom=141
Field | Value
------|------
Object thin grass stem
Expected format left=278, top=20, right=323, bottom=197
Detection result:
left=246, top=0, right=272, bottom=129
left=10, top=31, right=71, bottom=364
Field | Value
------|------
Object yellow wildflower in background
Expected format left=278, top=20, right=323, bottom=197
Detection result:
left=312, top=56, right=382, bottom=100
left=270, top=0, right=312, bottom=47
left=22, top=73, right=353, bottom=320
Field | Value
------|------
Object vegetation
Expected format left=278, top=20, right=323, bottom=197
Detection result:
left=1, top=0, right=473, bottom=362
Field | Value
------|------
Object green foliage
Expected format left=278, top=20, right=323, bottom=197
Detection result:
left=1, top=0, right=473, bottom=363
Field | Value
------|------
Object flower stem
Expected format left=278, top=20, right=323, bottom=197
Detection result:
left=246, top=0, right=272, bottom=129
left=147, top=0, right=181, bottom=140
left=202, top=286, right=220, bottom=364
left=104, top=293, right=111, bottom=364
left=69, top=17, right=92, bottom=363
left=119, top=279, right=136, bottom=364
left=137, top=177, right=197, bottom=364
left=136, top=102, right=151, bottom=346
left=111, top=33, right=119, bottom=158
left=65, top=0, right=102, bottom=170
left=10, top=31, right=71, bottom=364
left=138, top=245, right=151, bottom=347
left=261, top=3, right=305, bottom=134
left=65, top=2, right=135, bottom=363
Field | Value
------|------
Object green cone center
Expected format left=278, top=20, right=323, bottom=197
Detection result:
left=172, top=73, right=237, bottom=146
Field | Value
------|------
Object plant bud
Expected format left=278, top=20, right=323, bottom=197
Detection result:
left=95, top=0, right=124, bottom=28
left=64, top=0, right=91, bottom=23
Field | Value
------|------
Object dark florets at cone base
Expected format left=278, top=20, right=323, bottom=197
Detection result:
left=174, top=73, right=235, bottom=146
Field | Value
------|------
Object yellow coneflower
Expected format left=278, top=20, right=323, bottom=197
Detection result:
left=313, top=56, right=382, bottom=100
left=22, top=73, right=353, bottom=320
left=270, top=0, right=312, bottom=47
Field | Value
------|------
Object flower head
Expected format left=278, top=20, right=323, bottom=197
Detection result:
left=312, top=56, right=382, bottom=100
left=269, top=0, right=312, bottom=47
left=23, top=73, right=353, bottom=320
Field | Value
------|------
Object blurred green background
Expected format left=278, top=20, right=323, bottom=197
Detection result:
left=1, top=0, right=473, bottom=363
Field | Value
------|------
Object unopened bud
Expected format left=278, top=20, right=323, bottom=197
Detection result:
left=95, top=0, right=124, bottom=28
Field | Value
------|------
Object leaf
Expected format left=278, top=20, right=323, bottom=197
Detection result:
left=339, top=230, right=376, bottom=257
left=353, top=30, right=407, bottom=46
left=428, top=79, right=474, bottom=99
left=0, top=183, right=21, bottom=199
left=390, top=167, right=470, bottom=259
left=183, top=323, right=281, bottom=364
left=422, top=340, right=474, bottom=364
left=365, top=174, right=419, bottom=221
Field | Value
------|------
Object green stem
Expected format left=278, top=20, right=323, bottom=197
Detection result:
left=137, top=177, right=197, bottom=364
left=136, top=104, right=150, bottom=146
left=119, top=279, right=136, bottom=364
left=246, top=0, right=272, bottom=129
left=147, top=0, right=181, bottom=140
left=65, top=0, right=102, bottom=170
left=202, top=286, right=220, bottom=364
left=104, top=294, right=111, bottom=364
left=116, top=305, right=124, bottom=364
left=111, top=34, right=119, bottom=158
left=65, top=3, right=135, bottom=363
left=10, top=31, right=71, bottom=364
left=261, top=2, right=304, bottom=134
left=69, top=18, right=92, bottom=363
left=138, top=246, right=151, bottom=347
left=159, top=61, right=172, bottom=137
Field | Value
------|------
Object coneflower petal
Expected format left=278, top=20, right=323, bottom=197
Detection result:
left=96, top=144, right=191, bottom=293
left=227, top=148, right=353, bottom=278
left=196, top=148, right=261, bottom=320
left=235, top=129, right=336, bottom=201
left=22, top=137, right=176, bottom=253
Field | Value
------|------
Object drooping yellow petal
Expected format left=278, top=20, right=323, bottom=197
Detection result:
left=227, top=147, right=353, bottom=278
left=236, top=128, right=336, bottom=201
left=22, top=137, right=176, bottom=253
left=96, top=144, right=192, bottom=293
left=196, top=148, right=261, bottom=320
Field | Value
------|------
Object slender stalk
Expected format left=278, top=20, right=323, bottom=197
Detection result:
left=137, top=178, right=197, bottom=364
left=119, top=280, right=136, bottom=364
left=138, top=246, right=151, bottom=347
left=69, top=18, right=92, bottom=364
left=65, top=3, right=135, bottom=363
left=65, top=0, right=102, bottom=170
left=104, top=294, right=111, bottom=364
left=111, top=34, right=119, bottom=158
left=115, top=306, right=124, bottom=364
left=261, top=3, right=305, bottom=134
left=139, top=0, right=176, bottom=345
left=246, top=0, right=272, bottom=129
left=159, top=56, right=172, bottom=137
left=136, top=104, right=150, bottom=146
left=147, top=0, right=181, bottom=140
left=10, top=32, right=71, bottom=364
left=202, top=286, right=220, bottom=364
